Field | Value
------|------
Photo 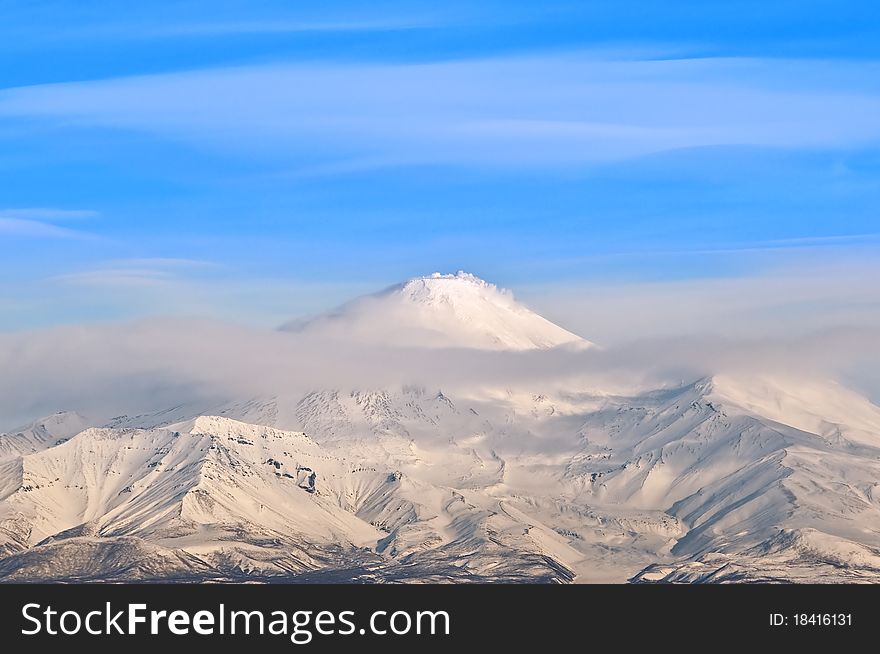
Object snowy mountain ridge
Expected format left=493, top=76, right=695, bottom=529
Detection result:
left=1, top=273, right=879, bottom=583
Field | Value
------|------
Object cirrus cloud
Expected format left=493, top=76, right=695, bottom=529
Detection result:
left=1, top=55, right=878, bottom=171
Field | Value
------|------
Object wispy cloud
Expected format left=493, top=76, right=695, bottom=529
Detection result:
left=23, top=13, right=437, bottom=44
left=0, top=218, right=82, bottom=238
left=543, top=233, right=880, bottom=261
left=101, top=257, right=217, bottom=269
left=138, top=18, right=432, bottom=39
left=519, top=256, right=880, bottom=345
left=1, top=55, right=878, bottom=171
left=0, top=208, right=99, bottom=221
left=53, top=269, right=175, bottom=288
left=0, top=208, right=98, bottom=238
left=52, top=258, right=217, bottom=288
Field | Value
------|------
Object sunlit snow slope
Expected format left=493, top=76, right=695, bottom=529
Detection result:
left=283, top=271, right=591, bottom=351
left=2, top=274, right=880, bottom=583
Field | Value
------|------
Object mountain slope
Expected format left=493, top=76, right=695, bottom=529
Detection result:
left=283, top=272, right=591, bottom=351
left=4, top=375, right=880, bottom=582
left=0, top=414, right=576, bottom=582
left=58, top=372, right=880, bottom=582
left=2, top=273, right=880, bottom=583
left=0, top=412, right=91, bottom=461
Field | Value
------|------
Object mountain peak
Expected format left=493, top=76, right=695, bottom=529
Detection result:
left=284, top=271, right=593, bottom=351
left=404, top=270, right=490, bottom=288
left=422, top=271, right=484, bottom=281
left=389, top=271, right=515, bottom=309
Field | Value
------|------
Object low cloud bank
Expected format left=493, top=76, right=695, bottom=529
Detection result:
left=1, top=317, right=877, bottom=430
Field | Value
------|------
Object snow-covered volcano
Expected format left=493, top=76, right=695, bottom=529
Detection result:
left=283, top=271, right=592, bottom=350
left=2, top=273, right=880, bottom=583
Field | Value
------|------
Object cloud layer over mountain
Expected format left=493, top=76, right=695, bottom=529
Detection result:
left=2, top=273, right=877, bottom=430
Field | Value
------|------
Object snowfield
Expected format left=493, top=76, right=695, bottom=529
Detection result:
left=1, top=272, right=879, bottom=583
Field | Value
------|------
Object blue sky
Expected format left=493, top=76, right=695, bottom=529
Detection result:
left=1, top=0, right=879, bottom=332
